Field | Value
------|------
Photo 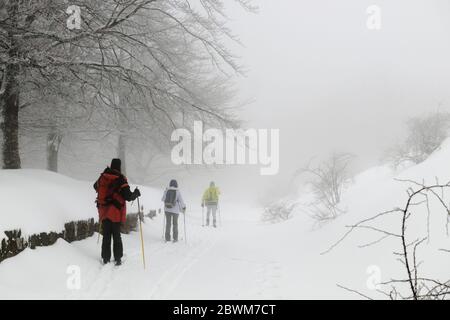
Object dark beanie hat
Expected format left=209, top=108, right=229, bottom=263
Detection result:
left=111, top=158, right=121, bottom=172
left=169, top=179, right=178, bottom=188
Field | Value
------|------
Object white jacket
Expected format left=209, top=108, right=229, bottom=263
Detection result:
left=161, top=187, right=186, bottom=214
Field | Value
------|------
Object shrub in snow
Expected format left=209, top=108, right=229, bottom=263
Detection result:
left=262, top=201, right=297, bottom=223
left=385, top=111, right=450, bottom=168
left=296, top=153, right=354, bottom=223
left=327, top=179, right=450, bottom=300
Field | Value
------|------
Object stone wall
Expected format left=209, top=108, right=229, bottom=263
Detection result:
left=0, top=214, right=140, bottom=264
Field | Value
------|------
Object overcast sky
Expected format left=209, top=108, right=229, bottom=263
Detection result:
left=183, top=0, right=450, bottom=204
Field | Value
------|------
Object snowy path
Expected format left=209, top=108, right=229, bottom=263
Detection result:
left=0, top=207, right=291, bottom=299
left=77, top=210, right=299, bottom=300
left=79, top=210, right=291, bottom=300
left=0, top=206, right=365, bottom=299
left=163, top=219, right=286, bottom=300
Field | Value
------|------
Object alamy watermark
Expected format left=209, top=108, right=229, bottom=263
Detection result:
left=366, top=5, right=382, bottom=30
left=66, top=265, right=81, bottom=290
left=64, top=5, right=381, bottom=33
left=366, top=265, right=381, bottom=290
left=66, top=5, right=82, bottom=30
left=171, top=121, right=280, bottom=176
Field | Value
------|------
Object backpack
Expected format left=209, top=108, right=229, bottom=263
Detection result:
left=96, top=173, right=122, bottom=210
left=165, top=189, right=177, bottom=208
left=206, top=187, right=218, bottom=202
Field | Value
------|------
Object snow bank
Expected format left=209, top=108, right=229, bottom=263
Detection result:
left=0, top=169, right=161, bottom=236
left=288, top=137, right=450, bottom=298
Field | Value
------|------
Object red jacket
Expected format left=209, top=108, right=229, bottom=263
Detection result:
left=94, top=168, right=130, bottom=223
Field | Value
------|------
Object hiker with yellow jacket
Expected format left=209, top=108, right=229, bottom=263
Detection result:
left=201, top=181, right=220, bottom=227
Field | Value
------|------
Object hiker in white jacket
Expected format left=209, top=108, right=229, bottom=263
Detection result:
left=161, top=179, right=186, bottom=242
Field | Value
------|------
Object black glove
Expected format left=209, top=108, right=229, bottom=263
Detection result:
left=133, top=188, right=141, bottom=198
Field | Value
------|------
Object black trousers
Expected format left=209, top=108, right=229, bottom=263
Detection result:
left=101, top=219, right=123, bottom=262
left=165, top=212, right=179, bottom=241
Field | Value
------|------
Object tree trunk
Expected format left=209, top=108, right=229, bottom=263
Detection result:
left=1, top=1, right=21, bottom=169
left=46, top=127, right=62, bottom=172
left=118, top=134, right=126, bottom=175
left=1, top=69, right=21, bottom=170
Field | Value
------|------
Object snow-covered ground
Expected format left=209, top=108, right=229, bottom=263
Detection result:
left=2, top=139, right=450, bottom=299
left=0, top=169, right=161, bottom=236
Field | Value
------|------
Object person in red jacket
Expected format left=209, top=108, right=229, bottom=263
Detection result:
left=94, top=158, right=140, bottom=265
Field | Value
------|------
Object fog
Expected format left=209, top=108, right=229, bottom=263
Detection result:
left=16, top=0, right=450, bottom=207
left=183, top=0, right=450, bottom=204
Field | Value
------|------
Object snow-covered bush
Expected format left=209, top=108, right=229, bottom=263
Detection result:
left=262, top=201, right=297, bottom=223
left=296, top=153, right=354, bottom=223
left=385, top=112, right=450, bottom=168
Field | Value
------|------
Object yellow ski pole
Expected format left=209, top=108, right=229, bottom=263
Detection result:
left=137, top=196, right=146, bottom=269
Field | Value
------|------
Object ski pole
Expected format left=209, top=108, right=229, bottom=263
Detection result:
left=162, top=210, right=166, bottom=240
left=137, top=197, right=146, bottom=269
left=202, top=205, right=205, bottom=227
left=184, top=210, right=187, bottom=244
left=218, top=204, right=222, bottom=227
left=97, top=220, right=102, bottom=244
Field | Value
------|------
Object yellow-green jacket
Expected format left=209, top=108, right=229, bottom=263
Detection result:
left=202, top=186, right=220, bottom=205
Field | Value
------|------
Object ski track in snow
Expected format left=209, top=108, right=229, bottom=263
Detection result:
left=87, top=217, right=282, bottom=300
left=68, top=214, right=223, bottom=299
left=86, top=264, right=116, bottom=299
left=148, top=232, right=221, bottom=299
left=255, top=261, right=283, bottom=299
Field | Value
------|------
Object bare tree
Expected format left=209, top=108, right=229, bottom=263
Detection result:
left=296, top=153, right=354, bottom=223
left=0, top=0, right=255, bottom=169
left=325, top=179, right=450, bottom=300
left=385, top=112, right=450, bottom=168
